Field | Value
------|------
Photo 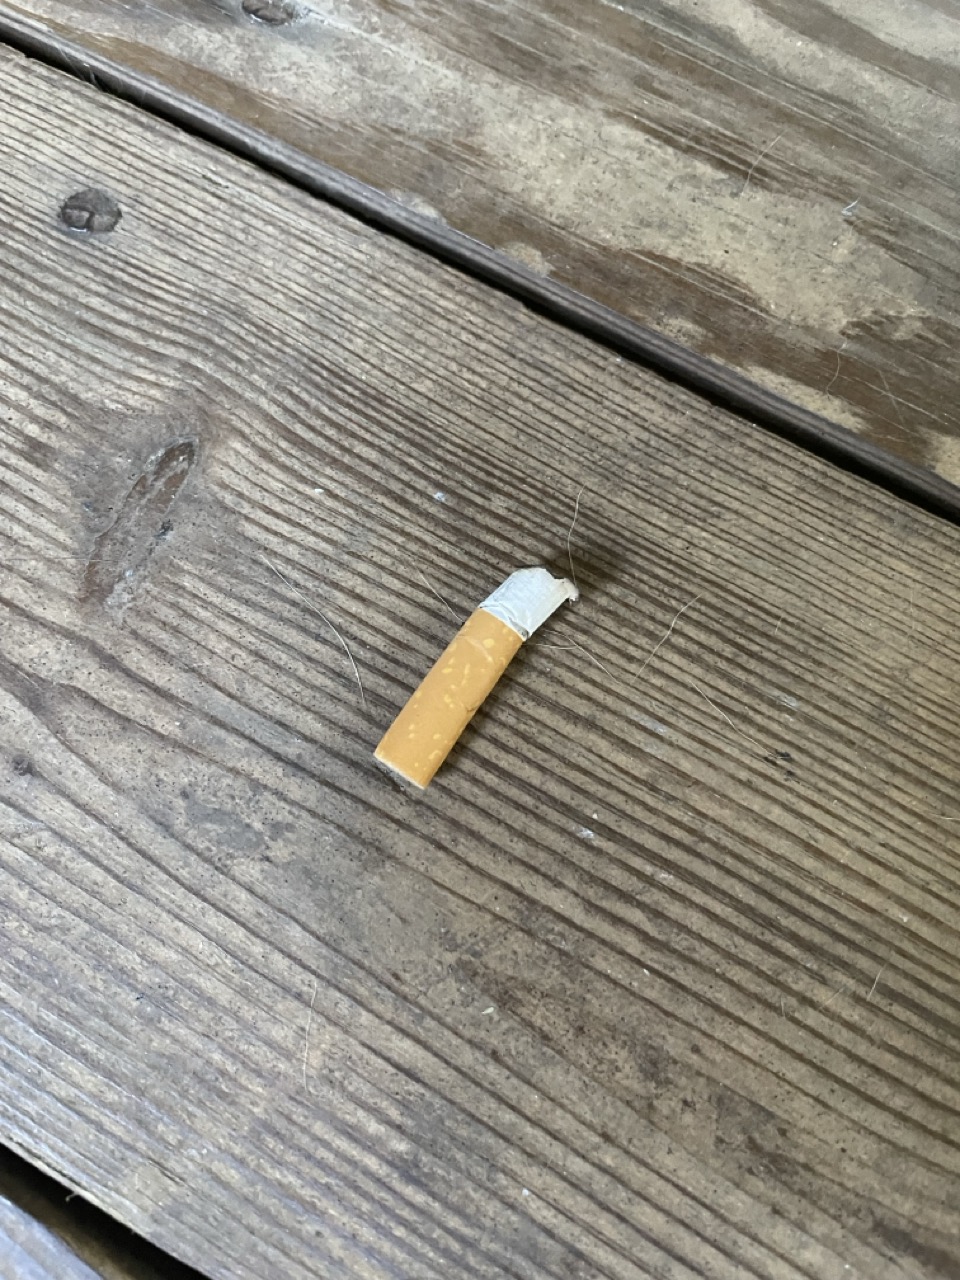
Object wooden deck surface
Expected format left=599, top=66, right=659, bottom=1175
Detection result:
left=0, top=43, right=959, bottom=1280
left=6, top=0, right=960, bottom=492
left=0, top=1146, right=201, bottom=1279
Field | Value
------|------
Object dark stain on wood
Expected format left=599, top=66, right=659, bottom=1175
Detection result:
left=241, top=0, right=303, bottom=25
left=59, top=187, right=122, bottom=234
left=82, top=438, right=197, bottom=609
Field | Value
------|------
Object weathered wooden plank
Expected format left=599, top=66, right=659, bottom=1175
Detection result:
left=4, top=0, right=960, bottom=494
left=0, top=47, right=959, bottom=1280
left=0, top=1146, right=200, bottom=1279
left=1, top=1194, right=108, bottom=1280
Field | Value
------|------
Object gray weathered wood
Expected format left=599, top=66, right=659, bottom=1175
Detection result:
left=6, top=0, right=960, bottom=490
left=0, top=1146, right=197, bottom=1280
left=0, top=47, right=959, bottom=1280
left=1, top=1193, right=105, bottom=1280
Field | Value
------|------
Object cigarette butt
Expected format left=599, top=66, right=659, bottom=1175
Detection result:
left=376, top=566, right=578, bottom=788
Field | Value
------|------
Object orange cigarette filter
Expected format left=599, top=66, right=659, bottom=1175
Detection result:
left=376, top=567, right=578, bottom=788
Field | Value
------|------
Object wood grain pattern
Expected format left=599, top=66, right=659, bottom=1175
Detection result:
left=1, top=1194, right=106, bottom=1280
left=0, top=48, right=959, bottom=1280
left=0, top=1145, right=200, bottom=1279
left=4, top=0, right=960, bottom=492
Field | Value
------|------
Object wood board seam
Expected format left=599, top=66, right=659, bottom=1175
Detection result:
left=0, top=8, right=959, bottom=525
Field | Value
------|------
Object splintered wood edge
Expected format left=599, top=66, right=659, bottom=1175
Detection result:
left=0, top=8, right=958, bottom=525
